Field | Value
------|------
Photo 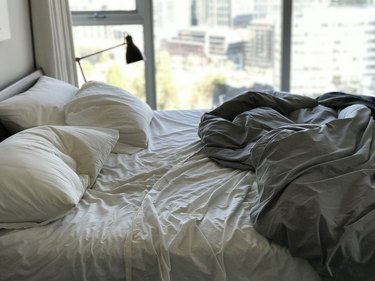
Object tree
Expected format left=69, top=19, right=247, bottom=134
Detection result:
left=156, top=51, right=179, bottom=109
left=190, top=73, right=226, bottom=109
left=106, top=64, right=126, bottom=89
left=106, top=63, right=146, bottom=100
left=99, top=51, right=111, bottom=64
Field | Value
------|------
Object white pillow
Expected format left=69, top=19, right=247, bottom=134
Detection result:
left=0, top=76, right=78, bottom=133
left=64, top=81, right=154, bottom=154
left=0, top=125, right=119, bottom=229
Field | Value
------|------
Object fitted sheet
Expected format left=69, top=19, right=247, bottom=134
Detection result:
left=0, top=110, right=319, bottom=281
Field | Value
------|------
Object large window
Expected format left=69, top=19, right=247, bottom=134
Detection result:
left=69, top=0, right=375, bottom=110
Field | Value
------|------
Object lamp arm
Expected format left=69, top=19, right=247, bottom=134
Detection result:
left=75, top=41, right=127, bottom=83
left=76, top=59, right=87, bottom=82
left=75, top=42, right=126, bottom=62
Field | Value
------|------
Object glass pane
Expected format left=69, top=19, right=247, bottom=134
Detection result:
left=71, top=25, right=146, bottom=102
left=69, top=0, right=136, bottom=11
left=291, top=1, right=375, bottom=97
left=153, top=0, right=282, bottom=110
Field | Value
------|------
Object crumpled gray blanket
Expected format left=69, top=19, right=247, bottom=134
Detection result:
left=198, top=90, right=375, bottom=281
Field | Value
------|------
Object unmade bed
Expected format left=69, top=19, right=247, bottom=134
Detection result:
left=1, top=70, right=364, bottom=281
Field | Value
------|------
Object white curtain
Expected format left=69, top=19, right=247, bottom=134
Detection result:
left=30, top=0, right=77, bottom=85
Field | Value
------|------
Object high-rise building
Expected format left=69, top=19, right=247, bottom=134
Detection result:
left=246, top=21, right=274, bottom=68
left=330, top=0, right=374, bottom=6
left=164, top=27, right=246, bottom=69
left=153, top=0, right=192, bottom=32
left=195, top=0, right=253, bottom=27
left=291, top=6, right=375, bottom=95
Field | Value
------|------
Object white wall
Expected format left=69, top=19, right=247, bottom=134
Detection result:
left=0, top=0, right=34, bottom=90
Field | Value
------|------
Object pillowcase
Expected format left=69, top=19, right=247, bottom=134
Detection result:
left=0, top=125, right=119, bottom=229
left=0, top=76, right=78, bottom=133
left=64, top=81, right=154, bottom=154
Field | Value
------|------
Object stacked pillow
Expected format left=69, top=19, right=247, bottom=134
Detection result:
left=0, top=126, right=119, bottom=229
left=0, top=76, right=78, bottom=133
left=0, top=75, right=154, bottom=228
left=64, top=81, right=154, bottom=153
left=0, top=76, right=155, bottom=152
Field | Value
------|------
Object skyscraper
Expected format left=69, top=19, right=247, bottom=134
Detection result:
left=195, top=0, right=253, bottom=27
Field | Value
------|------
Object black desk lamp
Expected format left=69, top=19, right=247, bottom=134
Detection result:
left=75, top=33, right=144, bottom=82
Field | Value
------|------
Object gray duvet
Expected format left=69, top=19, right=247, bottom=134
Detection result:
left=198, top=91, right=375, bottom=281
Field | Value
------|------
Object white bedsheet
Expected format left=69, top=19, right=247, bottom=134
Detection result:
left=0, top=110, right=319, bottom=281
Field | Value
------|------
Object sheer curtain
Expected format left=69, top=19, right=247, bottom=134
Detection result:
left=30, top=0, right=77, bottom=85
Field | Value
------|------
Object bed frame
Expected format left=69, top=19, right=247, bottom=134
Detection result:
left=0, top=69, right=43, bottom=102
left=0, top=69, right=44, bottom=140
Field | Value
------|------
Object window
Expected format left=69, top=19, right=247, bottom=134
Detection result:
left=69, top=0, right=375, bottom=110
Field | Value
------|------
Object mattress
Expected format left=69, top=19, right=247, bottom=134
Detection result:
left=0, top=109, right=319, bottom=281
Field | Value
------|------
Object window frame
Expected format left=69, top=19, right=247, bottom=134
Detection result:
left=70, top=0, right=156, bottom=109
left=70, top=0, right=292, bottom=109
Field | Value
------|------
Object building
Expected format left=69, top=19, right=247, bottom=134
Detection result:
left=246, top=20, right=274, bottom=68
left=291, top=6, right=375, bottom=95
left=195, top=0, right=253, bottom=27
left=164, top=27, right=247, bottom=69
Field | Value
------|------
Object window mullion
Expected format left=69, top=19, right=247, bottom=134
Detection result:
left=281, top=0, right=292, bottom=92
left=71, top=11, right=143, bottom=26
left=136, top=0, right=156, bottom=109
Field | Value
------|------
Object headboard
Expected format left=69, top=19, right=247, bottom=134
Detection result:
left=0, top=69, right=44, bottom=102
left=0, top=69, right=44, bottom=140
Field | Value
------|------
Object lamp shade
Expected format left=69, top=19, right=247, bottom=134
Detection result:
left=125, top=35, right=144, bottom=64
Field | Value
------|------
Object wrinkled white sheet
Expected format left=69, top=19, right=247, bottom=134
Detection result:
left=0, top=110, right=319, bottom=281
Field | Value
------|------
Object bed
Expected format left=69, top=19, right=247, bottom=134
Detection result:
left=0, top=69, right=366, bottom=281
